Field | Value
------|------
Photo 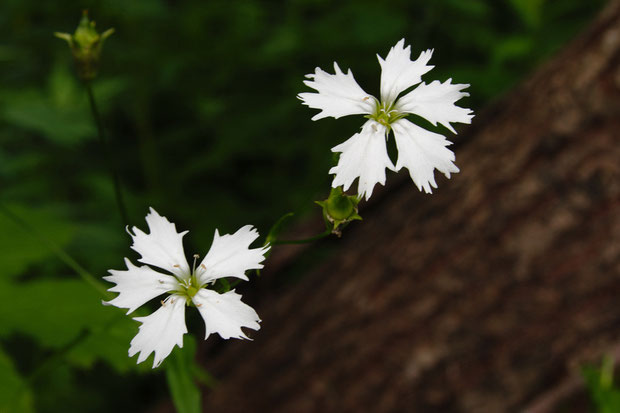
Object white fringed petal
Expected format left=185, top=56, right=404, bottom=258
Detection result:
left=378, top=39, right=434, bottom=105
left=192, top=289, right=260, bottom=340
left=129, top=207, right=190, bottom=280
left=129, top=295, right=187, bottom=368
left=298, top=62, right=375, bottom=120
left=396, top=79, right=473, bottom=133
left=392, top=119, right=459, bottom=194
left=103, top=258, right=178, bottom=314
left=330, top=120, right=395, bottom=200
left=196, top=226, right=268, bottom=285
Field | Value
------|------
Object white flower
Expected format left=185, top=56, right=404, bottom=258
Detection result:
left=299, top=39, right=473, bottom=199
left=104, top=208, right=268, bottom=368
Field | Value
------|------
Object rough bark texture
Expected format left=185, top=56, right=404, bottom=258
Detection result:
left=202, top=2, right=620, bottom=412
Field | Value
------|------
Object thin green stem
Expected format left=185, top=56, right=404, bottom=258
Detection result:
left=271, top=228, right=332, bottom=245
left=230, top=226, right=333, bottom=285
left=85, top=82, right=129, bottom=226
left=0, top=203, right=111, bottom=299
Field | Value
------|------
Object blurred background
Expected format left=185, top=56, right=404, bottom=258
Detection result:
left=0, top=0, right=609, bottom=412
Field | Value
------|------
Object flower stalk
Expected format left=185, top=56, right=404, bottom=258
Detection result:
left=85, top=82, right=129, bottom=226
left=56, top=11, right=128, bottom=226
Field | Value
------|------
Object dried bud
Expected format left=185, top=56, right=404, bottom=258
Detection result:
left=55, top=11, right=114, bottom=81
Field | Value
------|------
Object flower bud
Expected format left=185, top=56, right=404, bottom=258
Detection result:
left=55, top=11, right=114, bottom=81
left=316, top=187, right=362, bottom=235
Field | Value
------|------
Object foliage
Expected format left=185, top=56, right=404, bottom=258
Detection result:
left=165, top=336, right=213, bottom=413
left=0, top=0, right=606, bottom=411
left=583, top=358, right=620, bottom=413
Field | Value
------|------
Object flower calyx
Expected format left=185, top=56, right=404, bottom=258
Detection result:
left=55, top=10, right=114, bottom=81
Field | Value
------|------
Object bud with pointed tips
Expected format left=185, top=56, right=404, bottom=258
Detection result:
left=55, top=10, right=114, bottom=81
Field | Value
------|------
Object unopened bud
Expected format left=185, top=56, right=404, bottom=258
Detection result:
left=55, top=10, right=114, bottom=81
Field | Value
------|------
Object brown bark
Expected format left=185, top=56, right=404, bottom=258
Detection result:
left=202, top=2, right=620, bottom=412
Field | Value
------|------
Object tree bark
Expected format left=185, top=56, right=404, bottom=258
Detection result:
left=202, top=2, right=620, bottom=411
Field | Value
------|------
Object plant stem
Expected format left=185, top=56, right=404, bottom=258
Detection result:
left=0, top=203, right=111, bottom=299
left=85, top=82, right=129, bottom=226
left=271, top=228, right=332, bottom=245
left=227, top=227, right=333, bottom=285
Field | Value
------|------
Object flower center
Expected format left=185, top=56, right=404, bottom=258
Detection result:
left=186, top=284, right=199, bottom=298
left=175, top=275, right=202, bottom=300
left=175, top=254, right=204, bottom=301
left=367, top=100, right=404, bottom=127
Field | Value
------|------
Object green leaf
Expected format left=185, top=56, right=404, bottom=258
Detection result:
left=165, top=335, right=202, bottom=413
left=190, top=363, right=218, bottom=389
left=0, top=63, right=124, bottom=146
left=491, top=35, right=534, bottom=67
left=0, top=88, right=94, bottom=145
left=583, top=362, right=620, bottom=413
left=0, top=346, right=34, bottom=413
left=0, top=279, right=114, bottom=348
left=0, top=204, right=75, bottom=282
left=506, top=0, right=546, bottom=27
left=0, top=277, right=146, bottom=373
left=66, top=313, right=148, bottom=373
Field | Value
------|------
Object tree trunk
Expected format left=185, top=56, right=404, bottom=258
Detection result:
left=202, top=2, right=620, bottom=412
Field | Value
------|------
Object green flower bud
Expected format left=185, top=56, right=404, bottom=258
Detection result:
left=55, top=11, right=114, bottom=81
left=316, top=187, right=362, bottom=236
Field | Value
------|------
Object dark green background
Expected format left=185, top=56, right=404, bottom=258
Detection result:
left=0, top=0, right=606, bottom=411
